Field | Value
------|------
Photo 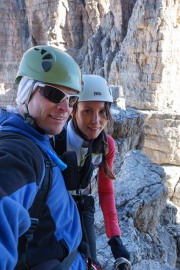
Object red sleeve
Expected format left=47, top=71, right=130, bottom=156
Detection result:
left=98, top=134, right=121, bottom=238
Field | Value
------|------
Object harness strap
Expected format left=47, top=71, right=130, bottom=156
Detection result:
left=79, top=140, right=94, bottom=190
left=73, top=194, right=94, bottom=265
left=52, top=249, right=78, bottom=270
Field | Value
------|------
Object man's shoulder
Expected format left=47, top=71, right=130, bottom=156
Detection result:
left=0, top=131, right=45, bottom=196
left=0, top=131, right=43, bottom=154
left=0, top=131, right=44, bottom=179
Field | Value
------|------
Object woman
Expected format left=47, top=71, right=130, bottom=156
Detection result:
left=55, top=74, right=130, bottom=269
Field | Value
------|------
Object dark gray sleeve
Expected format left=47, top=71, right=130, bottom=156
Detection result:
left=0, top=132, right=44, bottom=198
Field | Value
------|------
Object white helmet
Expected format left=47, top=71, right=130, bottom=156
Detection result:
left=79, top=74, right=113, bottom=102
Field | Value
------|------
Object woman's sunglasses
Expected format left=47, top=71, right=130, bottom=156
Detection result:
left=38, top=84, right=79, bottom=107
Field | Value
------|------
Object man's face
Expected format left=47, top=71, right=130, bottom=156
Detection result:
left=28, top=84, right=77, bottom=135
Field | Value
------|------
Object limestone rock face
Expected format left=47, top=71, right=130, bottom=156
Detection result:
left=0, top=0, right=180, bottom=268
left=0, top=0, right=31, bottom=108
left=109, top=106, right=145, bottom=164
left=142, top=110, right=180, bottom=165
left=95, top=150, right=179, bottom=270
left=165, top=166, right=180, bottom=207
left=110, top=0, right=180, bottom=111
left=114, top=150, right=167, bottom=235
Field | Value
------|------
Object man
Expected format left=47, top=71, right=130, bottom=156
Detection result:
left=0, top=45, right=86, bottom=269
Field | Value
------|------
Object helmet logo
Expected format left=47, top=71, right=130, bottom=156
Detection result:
left=94, top=92, right=102, bottom=96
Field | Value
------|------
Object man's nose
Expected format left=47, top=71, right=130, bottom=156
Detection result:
left=56, top=97, right=69, bottom=110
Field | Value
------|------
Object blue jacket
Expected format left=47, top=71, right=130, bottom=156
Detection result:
left=0, top=109, right=86, bottom=270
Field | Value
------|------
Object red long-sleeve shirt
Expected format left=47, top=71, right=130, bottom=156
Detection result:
left=98, top=134, right=121, bottom=238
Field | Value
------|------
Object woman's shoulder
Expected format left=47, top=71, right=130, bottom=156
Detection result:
left=105, top=134, right=116, bottom=157
left=106, top=134, right=115, bottom=147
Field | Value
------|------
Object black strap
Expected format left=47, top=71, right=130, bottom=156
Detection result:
left=61, top=151, right=80, bottom=190
left=54, top=127, right=67, bottom=156
left=17, top=156, right=55, bottom=269
left=79, top=140, right=94, bottom=190
left=56, top=128, right=94, bottom=191
left=26, top=157, right=55, bottom=243
left=29, top=158, right=54, bottom=218
left=52, top=249, right=78, bottom=270
left=73, top=195, right=93, bottom=263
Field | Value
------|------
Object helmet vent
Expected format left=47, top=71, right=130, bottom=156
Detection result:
left=41, top=49, right=47, bottom=55
left=43, top=54, right=53, bottom=60
left=40, top=50, right=54, bottom=71
left=41, top=61, right=52, bottom=72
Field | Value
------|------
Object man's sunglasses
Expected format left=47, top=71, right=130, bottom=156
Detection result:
left=38, top=84, right=79, bottom=107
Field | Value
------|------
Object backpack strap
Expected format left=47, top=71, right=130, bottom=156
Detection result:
left=26, top=156, right=56, bottom=242
left=17, top=153, right=56, bottom=269
left=54, top=126, right=67, bottom=156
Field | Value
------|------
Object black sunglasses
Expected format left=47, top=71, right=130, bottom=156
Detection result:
left=38, top=84, right=79, bottom=107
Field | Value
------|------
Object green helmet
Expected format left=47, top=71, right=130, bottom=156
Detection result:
left=16, top=45, right=82, bottom=93
left=80, top=74, right=113, bottom=102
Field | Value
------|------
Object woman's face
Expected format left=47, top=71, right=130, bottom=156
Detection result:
left=74, top=101, right=108, bottom=140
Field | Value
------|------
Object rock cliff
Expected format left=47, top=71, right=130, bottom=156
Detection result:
left=0, top=0, right=179, bottom=269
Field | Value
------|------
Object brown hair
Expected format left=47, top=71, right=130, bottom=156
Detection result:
left=101, top=158, right=115, bottom=180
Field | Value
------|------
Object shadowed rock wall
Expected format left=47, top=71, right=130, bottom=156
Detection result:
left=0, top=0, right=179, bottom=269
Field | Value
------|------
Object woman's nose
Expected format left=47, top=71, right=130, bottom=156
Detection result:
left=91, top=113, right=99, bottom=123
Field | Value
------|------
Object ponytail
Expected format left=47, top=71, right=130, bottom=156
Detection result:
left=101, top=159, right=115, bottom=179
left=101, top=136, right=115, bottom=180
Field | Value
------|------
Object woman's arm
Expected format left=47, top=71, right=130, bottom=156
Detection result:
left=98, top=135, right=121, bottom=238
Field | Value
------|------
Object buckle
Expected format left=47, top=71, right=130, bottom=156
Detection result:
left=29, top=218, right=39, bottom=231
left=25, top=218, right=39, bottom=242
